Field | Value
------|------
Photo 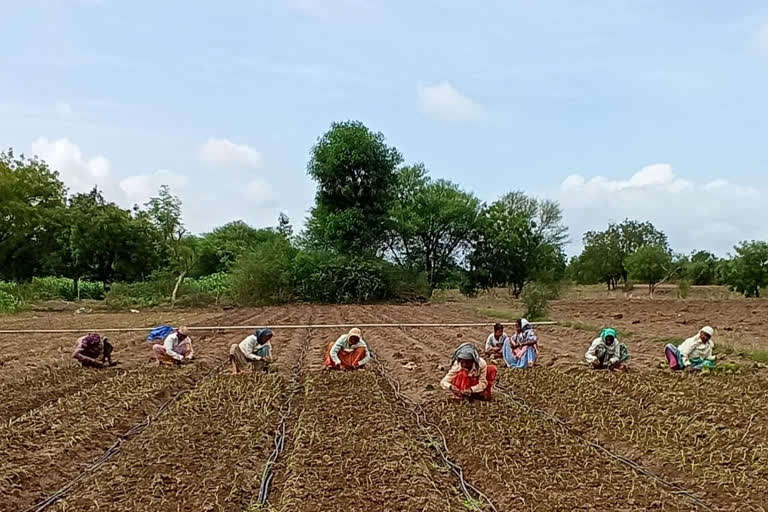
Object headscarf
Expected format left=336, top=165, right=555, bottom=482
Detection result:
left=83, top=333, right=101, bottom=345
left=347, top=328, right=362, bottom=344
left=255, top=328, right=273, bottom=345
left=177, top=326, right=189, bottom=336
left=451, top=342, right=480, bottom=369
left=699, top=326, right=714, bottom=340
left=601, top=328, right=617, bottom=344
left=519, top=318, right=532, bottom=332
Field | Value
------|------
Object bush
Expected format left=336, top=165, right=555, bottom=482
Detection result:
left=293, top=252, right=390, bottom=303
left=196, top=272, right=232, bottom=304
left=677, top=279, right=692, bottom=299
left=382, top=267, right=430, bottom=302
left=0, top=290, right=20, bottom=313
left=229, top=237, right=297, bottom=305
left=522, top=282, right=549, bottom=320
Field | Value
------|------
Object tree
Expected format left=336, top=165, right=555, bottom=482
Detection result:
left=625, top=245, right=678, bottom=297
left=579, top=219, right=669, bottom=289
left=277, top=212, right=293, bottom=240
left=195, top=220, right=282, bottom=276
left=145, top=186, right=197, bottom=306
left=387, top=164, right=480, bottom=291
left=465, top=194, right=567, bottom=297
left=724, top=241, right=768, bottom=297
left=0, top=149, right=67, bottom=280
left=304, top=121, right=403, bottom=255
left=683, top=250, right=719, bottom=285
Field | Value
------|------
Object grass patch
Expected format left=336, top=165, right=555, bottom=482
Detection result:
left=715, top=344, right=768, bottom=363
left=477, top=307, right=523, bottom=322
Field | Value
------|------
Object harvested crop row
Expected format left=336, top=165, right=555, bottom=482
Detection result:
left=54, top=372, right=285, bottom=512
left=0, top=362, right=215, bottom=510
left=268, top=370, right=466, bottom=512
left=499, top=368, right=768, bottom=511
left=427, top=392, right=701, bottom=512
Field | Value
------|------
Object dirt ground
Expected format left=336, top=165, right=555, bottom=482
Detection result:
left=0, top=298, right=766, bottom=511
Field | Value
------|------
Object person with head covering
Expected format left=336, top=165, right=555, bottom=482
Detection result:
left=230, top=328, right=274, bottom=374
left=440, top=342, right=498, bottom=401
left=484, top=323, right=509, bottom=358
left=665, top=326, right=716, bottom=371
left=502, top=318, right=539, bottom=369
left=324, top=328, right=371, bottom=370
left=73, top=333, right=116, bottom=368
left=585, top=328, right=629, bottom=371
left=152, top=326, right=194, bottom=366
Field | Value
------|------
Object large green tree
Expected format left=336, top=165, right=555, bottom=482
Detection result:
left=625, top=245, right=678, bottom=297
left=195, top=220, right=284, bottom=276
left=465, top=193, right=567, bottom=297
left=723, top=241, right=768, bottom=297
left=0, top=150, right=67, bottom=280
left=578, top=219, right=668, bottom=289
left=304, top=121, right=403, bottom=255
left=387, top=164, right=480, bottom=291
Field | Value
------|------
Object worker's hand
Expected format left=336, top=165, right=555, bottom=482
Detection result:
left=461, top=389, right=472, bottom=397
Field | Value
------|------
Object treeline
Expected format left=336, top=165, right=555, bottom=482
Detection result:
left=2, top=121, right=767, bottom=310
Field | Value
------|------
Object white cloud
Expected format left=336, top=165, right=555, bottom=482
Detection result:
left=756, top=23, right=768, bottom=52
left=559, top=163, right=766, bottom=255
left=55, top=101, right=73, bottom=118
left=199, top=138, right=262, bottom=169
left=30, top=137, right=111, bottom=194
left=417, top=82, right=485, bottom=121
left=243, top=178, right=276, bottom=206
left=119, top=169, right=189, bottom=204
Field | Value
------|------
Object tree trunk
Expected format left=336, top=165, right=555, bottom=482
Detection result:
left=74, top=277, right=81, bottom=301
left=171, top=270, right=187, bottom=307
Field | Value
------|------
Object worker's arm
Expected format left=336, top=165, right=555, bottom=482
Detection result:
left=329, top=336, right=346, bottom=366
left=358, top=340, right=372, bottom=366
left=470, top=364, right=488, bottom=394
left=678, top=338, right=695, bottom=367
left=585, top=339, right=600, bottom=364
left=440, top=363, right=460, bottom=391
left=519, top=331, right=538, bottom=347
left=242, top=336, right=261, bottom=361
left=164, top=334, right=185, bottom=361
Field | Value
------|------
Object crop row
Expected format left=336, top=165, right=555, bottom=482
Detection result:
left=499, top=368, right=768, bottom=511
left=0, top=363, right=212, bottom=510
left=53, top=372, right=285, bottom=512
left=268, top=370, right=466, bottom=512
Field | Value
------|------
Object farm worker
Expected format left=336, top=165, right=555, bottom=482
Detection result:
left=585, top=328, right=629, bottom=371
left=152, top=326, right=194, bottom=365
left=230, top=328, right=274, bottom=374
left=73, top=333, right=115, bottom=368
left=324, top=328, right=371, bottom=370
left=484, top=323, right=509, bottom=358
left=440, top=342, right=497, bottom=401
left=665, top=326, right=716, bottom=371
left=502, top=318, right=538, bottom=369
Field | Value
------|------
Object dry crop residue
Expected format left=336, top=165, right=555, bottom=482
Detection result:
left=500, top=368, right=768, bottom=511
left=55, top=373, right=285, bottom=511
left=268, top=370, right=466, bottom=512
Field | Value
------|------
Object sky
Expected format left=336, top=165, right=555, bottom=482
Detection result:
left=2, top=0, right=768, bottom=256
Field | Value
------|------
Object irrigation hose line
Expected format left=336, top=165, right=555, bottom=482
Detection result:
left=23, top=360, right=228, bottom=512
left=371, top=348, right=499, bottom=512
left=257, top=328, right=311, bottom=505
left=494, top=384, right=715, bottom=512
left=0, top=322, right=557, bottom=335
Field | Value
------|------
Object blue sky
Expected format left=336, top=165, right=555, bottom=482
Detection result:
left=2, top=0, right=767, bottom=255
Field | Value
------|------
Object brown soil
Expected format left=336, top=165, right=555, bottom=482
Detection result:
left=0, top=300, right=766, bottom=511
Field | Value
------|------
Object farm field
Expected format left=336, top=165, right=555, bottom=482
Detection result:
left=1, top=298, right=767, bottom=511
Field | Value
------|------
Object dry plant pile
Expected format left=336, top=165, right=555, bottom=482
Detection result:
left=0, top=363, right=212, bottom=510
left=55, top=373, right=284, bottom=512
left=427, top=394, right=702, bottom=512
left=499, top=368, right=768, bottom=510
left=269, top=370, right=465, bottom=512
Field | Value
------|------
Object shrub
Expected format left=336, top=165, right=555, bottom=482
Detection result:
left=522, top=282, right=549, bottom=321
left=677, top=278, right=692, bottom=299
left=0, top=290, right=20, bottom=313
left=229, top=237, right=297, bottom=305
left=293, top=252, right=390, bottom=303
left=196, top=272, right=232, bottom=304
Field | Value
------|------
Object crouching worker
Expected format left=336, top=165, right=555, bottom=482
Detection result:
left=73, top=333, right=116, bottom=368
left=324, top=328, right=371, bottom=370
left=665, top=326, right=716, bottom=371
left=230, top=328, right=274, bottom=374
left=502, top=318, right=539, bottom=369
left=485, top=323, right=509, bottom=358
left=440, top=343, right=497, bottom=401
left=585, top=328, right=629, bottom=371
left=153, top=326, right=194, bottom=366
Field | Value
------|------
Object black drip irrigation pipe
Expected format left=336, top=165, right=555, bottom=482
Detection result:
left=22, top=361, right=227, bottom=512
left=256, top=328, right=311, bottom=506
left=370, top=347, right=499, bottom=512
left=494, top=384, right=716, bottom=512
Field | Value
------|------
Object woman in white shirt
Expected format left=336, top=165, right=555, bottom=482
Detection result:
left=230, top=328, right=274, bottom=374
left=323, top=328, right=371, bottom=370
left=152, top=327, right=194, bottom=366
left=665, top=326, right=716, bottom=371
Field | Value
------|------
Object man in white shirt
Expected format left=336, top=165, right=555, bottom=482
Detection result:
left=152, top=327, right=194, bottom=366
left=484, top=323, right=508, bottom=358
